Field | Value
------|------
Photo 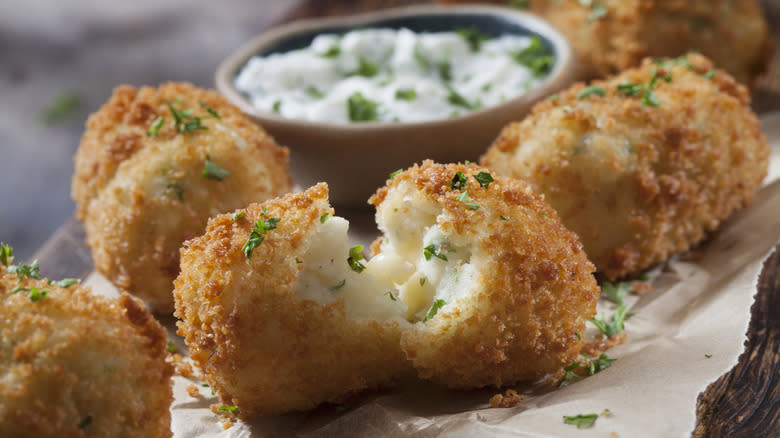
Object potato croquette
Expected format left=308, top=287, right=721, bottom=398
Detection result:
left=438, top=0, right=771, bottom=86
left=0, top=250, right=173, bottom=437
left=174, top=184, right=410, bottom=417
left=72, top=82, right=292, bottom=314
left=371, top=161, right=598, bottom=388
left=174, top=161, right=598, bottom=415
left=482, top=54, right=769, bottom=280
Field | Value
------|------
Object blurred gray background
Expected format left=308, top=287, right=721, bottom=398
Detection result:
left=0, top=0, right=301, bottom=261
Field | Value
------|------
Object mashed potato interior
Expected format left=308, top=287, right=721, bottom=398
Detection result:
left=294, top=182, right=479, bottom=324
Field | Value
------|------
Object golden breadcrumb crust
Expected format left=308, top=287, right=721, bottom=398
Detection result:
left=71, top=82, right=292, bottom=313
left=370, top=161, right=599, bottom=388
left=482, top=54, right=769, bottom=280
left=173, top=184, right=409, bottom=417
left=438, top=0, right=771, bottom=86
left=0, top=268, right=173, bottom=437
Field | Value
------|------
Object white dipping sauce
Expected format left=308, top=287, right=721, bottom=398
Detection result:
left=235, top=28, right=553, bottom=124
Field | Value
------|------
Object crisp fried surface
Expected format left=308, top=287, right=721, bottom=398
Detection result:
left=173, top=184, right=409, bottom=417
left=482, top=54, right=769, bottom=280
left=0, top=268, right=173, bottom=437
left=72, top=82, right=292, bottom=313
left=438, top=0, right=771, bottom=86
left=370, top=161, right=599, bottom=388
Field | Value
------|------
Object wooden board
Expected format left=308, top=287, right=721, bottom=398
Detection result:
left=35, top=1, right=780, bottom=436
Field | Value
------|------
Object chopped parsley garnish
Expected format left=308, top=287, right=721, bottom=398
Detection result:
left=638, top=273, right=649, bottom=281
left=575, top=332, right=582, bottom=340
left=347, top=245, right=366, bottom=273
left=11, top=286, right=28, bottom=294
left=423, top=244, right=448, bottom=262
left=385, top=291, right=397, bottom=301
left=560, top=353, right=616, bottom=386
left=438, top=59, right=453, bottom=82
left=167, top=340, right=177, bottom=353
left=272, top=100, right=282, bottom=113
left=146, top=116, right=165, bottom=137
left=347, top=92, right=379, bottom=122
left=320, top=212, right=330, bottom=223
left=617, top=82, right=643, bottom=97
left=232, top=211, right=244, bottom=221
left=602, top=281, right=629, bottom=305
left=295, top=256, right=303, bottom=264
left=199, top=102, right=221, bottom=119
left=320, top=45, right=341, bottom=58
left=166, top=183, right=184, bottom=201
left=0, top=243, right=12, bottom=266
left=40, top=91, right=83, bottom=124
left=78, top=415, right=93, bottom=429
left=306, top=86, right=324, bottom=99
left=511, top=36, right=554, bottom=77
left=642, top=89, right=660, bottom=107
left=8, top=260, right=42, bottom=280
left=202, top=155, right=231, bottom=181
left=413, top=44, right=430, bottom=70
left=419, top=277, right=427, bottom=286
left=423, top=299, right=446, bottom=322
left=705, top=353, right=712, bottom=358
left=28, top=287, right=50, bottom=302
left=703, top=69, right=716, bottom=79
left=499, top=215, right=509, bottom=221
left=217, top=405, right=238, bottom=412
left=329, top=279, right=346, bottom=291
left=242, top=217, right=281, bottom=259
left=55, top=278, right=78, bottom=288
left=509, top=0, right=530, bottom=8
left=456, top=191, right=480, bottom=210
left=450, top=171, right=468, bottom=190
left=474, top=171, right=494, bottom=188
left=589, top=304, right=628, bottom=337
left=353, top=56, right=379, bottom=78
left=577, top=85, right=605, bottom=99
left=588, top=3, right=607, bottom=21
left=395, top=88, right=417, bottom=101
left=456, top=27, right=490, bottom=52
left=389, top=169, right=403, bottom=179
left=563, top=413, right=598, bottom=428
left=445, top=84, right=477, bottom=109
left=167, top=102, right=209, bottom=134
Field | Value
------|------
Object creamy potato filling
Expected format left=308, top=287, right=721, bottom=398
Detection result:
left=294, top=183, right=479, bottom=324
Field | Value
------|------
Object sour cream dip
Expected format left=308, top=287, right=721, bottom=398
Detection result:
left=234, top=27, right=554, bottom=124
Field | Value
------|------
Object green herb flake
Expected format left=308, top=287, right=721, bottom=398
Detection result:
left=705, top=353, right=712, bottom=358
left=589, top=304, right=628, bottom=337
left=438, top=59, right=453, bottom=82
left=450, top=171, right=468, bottom=190
left=456, top=191, right=480, bottom=210
left=347, top=92, right=379, bottom=122
left=413, top=44, right=430, bottom=70
left=199, top=102, right=221, bottom=119
left=348, top=245, right=366, bottom=273
left=40, top=91, right=83, bottom=124
left=510, top=0, right=530, bottom=9
left=385, top=291, right=397, bottom=301
left=389, top=169, right=403, bottom=179
left=295, top=256, right=303, bottom=264
left=499, top=215, right=509, bottom=221
left=563, top=413, right=598, bottom=428
left=167, top=102, right=209, bottom=134
left=320, top=45, right=341, bottom=58
left=217, top=405, right=238, bottom=413
left=232, top=211, right=244, bottom=221
left=642, top=90, right=660, bottom=107
left=617, top=82, right=643, bottom=97
left=577, top=85, right=605, bottom=99
left=28, top=287, right=50, bottom=302
left=11, top=286, right=28, bottom=294
left=703, top=69, right=716, bottom=79
left=353, top=56, right=379, bottom=78
left=419, top=277, right=427, bottom=286
left=55, top=278, right=78, bottom=288
left=329, top=279, right=346, bottom=291
left=456, top=27, right=490, bottom=52
left=146, top=116, right=165, bottom=137
left=395, top=88, right=417, bottom=101
left=272, top=100, right=282, bottom=113
left=78, top=415, right=93, bottom=429
left=8, top=260, right=42, bottom=280
left=167, top=340, right=177, bottom=353
left=511, top=36, right=554, bottom=77
left=588, top=3, right=607, bottom=21
left=306, top=86, right=324, bottom=99
left=575, top=332, right=582, bottom=340
left=202, top=155, right=231, bottom=181
left=242, top=217, right=281, bottom=259
left=166, top=183, right=184, bottom=201
left=201, top=382, right=209, bottom=387
left=0, top=243, right=12, bottom=266
left=474, top=171, right=494, bottom=188
left=423, top=299, right=446, bottom=322
left=445, top=84, right=476, bottom=109
left=423, top=244, right=448, bottom=262
left=602, top=281, right=630, bottom=305
left=320, top=213, right=331, bottom=224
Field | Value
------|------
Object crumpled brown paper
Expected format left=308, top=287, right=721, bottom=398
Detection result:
left=84, top=113, right=780, bottom=438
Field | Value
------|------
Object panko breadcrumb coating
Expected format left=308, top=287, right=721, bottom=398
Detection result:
left=175, top=161, right=598, bottom=416
left=72, top=82, right=292, bottom=314
left=371, top=161, right=598, bottom=388
left=0, top=253, right=173, bottom=437
left=438, top=0, right=771, bottom=86
left=482, top=54, right=769, bottom=280
left=174, top=184, right=410, bottom=417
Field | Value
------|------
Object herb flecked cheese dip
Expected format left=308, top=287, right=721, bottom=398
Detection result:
left=234, top=27, right=554, bottom=123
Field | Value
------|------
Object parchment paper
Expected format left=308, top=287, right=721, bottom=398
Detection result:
left=84, top=113, right=780, bottom=437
